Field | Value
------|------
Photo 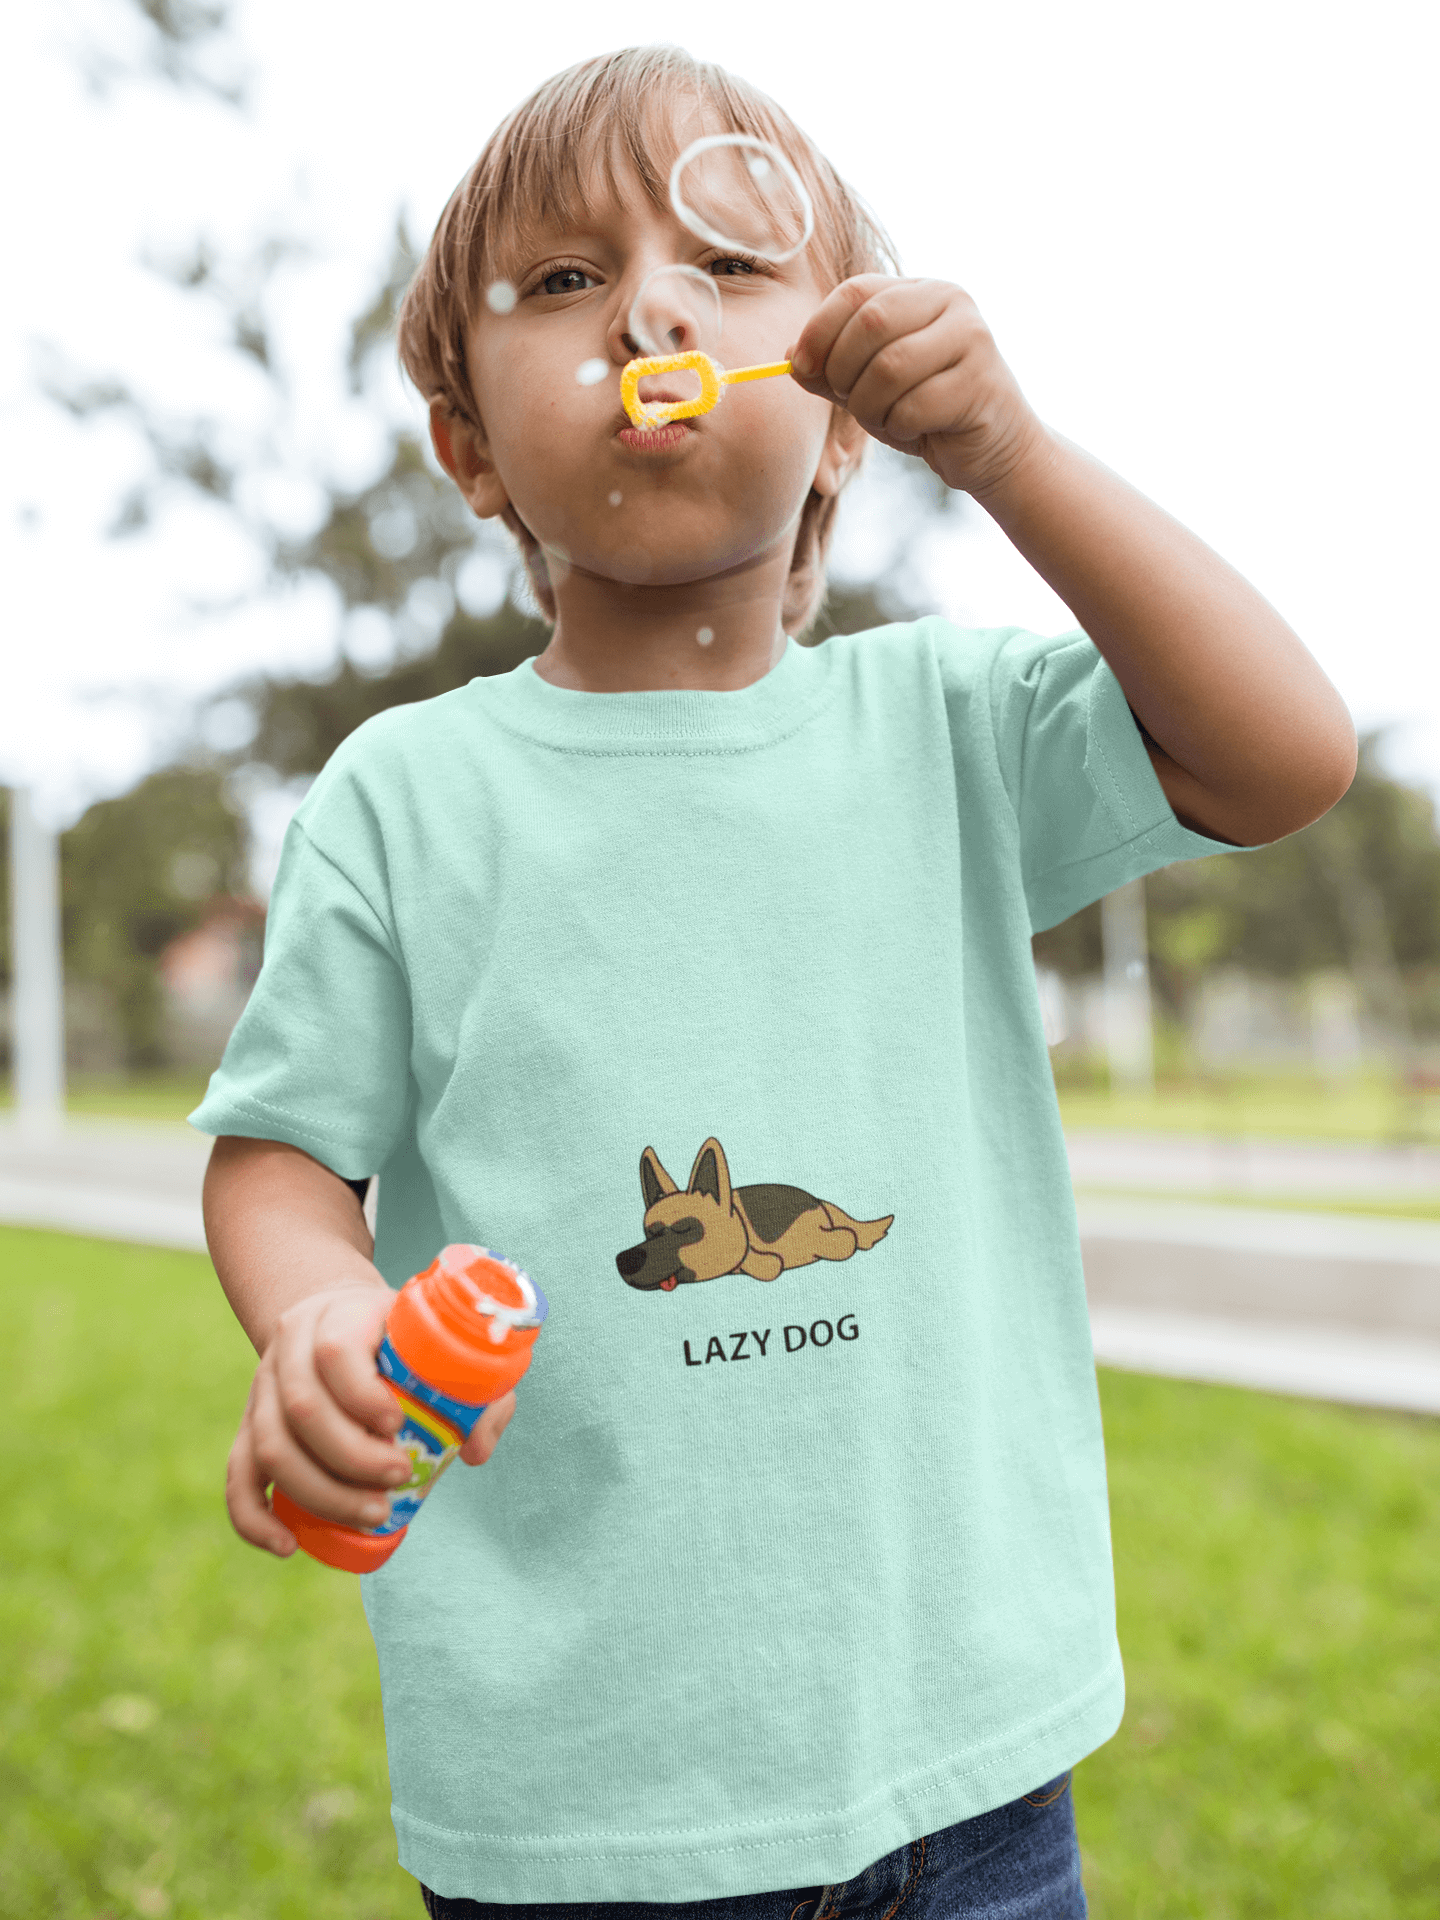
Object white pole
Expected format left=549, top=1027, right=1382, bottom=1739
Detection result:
left=8, top=788, right=65, bottom=1135
left=1101, top=877, right=1155, bottom=1094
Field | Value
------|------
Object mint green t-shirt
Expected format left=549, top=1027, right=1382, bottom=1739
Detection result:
left=192, top=620, right=1230, bottom=1903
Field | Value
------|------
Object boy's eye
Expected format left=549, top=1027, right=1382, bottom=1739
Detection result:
left=540, top=267, right=598, bottom=296
left=709, top=255, right=759, bottom=278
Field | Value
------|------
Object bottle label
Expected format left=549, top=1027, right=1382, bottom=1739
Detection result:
left=372, top=1334, right=487, bottom=1537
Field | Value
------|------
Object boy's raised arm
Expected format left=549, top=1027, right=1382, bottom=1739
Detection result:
left=966, top=430, right=1357, bottom=847
left=790, top=278, right=1358, bottom=847
left=206, top=1137, right=513, bottom=1557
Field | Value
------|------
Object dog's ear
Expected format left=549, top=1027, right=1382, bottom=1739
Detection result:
left=640, top=1147, right=678, bottom=1207
left=687, top=1137, right=732, bottom=1209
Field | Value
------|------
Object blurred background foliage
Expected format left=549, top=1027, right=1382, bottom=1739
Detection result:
left=2, top=773, right=252, bottom=1070
left=1034, top=738, right=1440, bottom=1027
left=60, top=770, right=251, bottom=1068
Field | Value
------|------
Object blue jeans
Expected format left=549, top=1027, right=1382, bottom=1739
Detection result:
left=420, top=1771, right=1086, bottom=1919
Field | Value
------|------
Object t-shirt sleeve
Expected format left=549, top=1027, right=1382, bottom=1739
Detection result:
left=188, top=817, right=412, bottom=1179
left=983, top=625, right=1244, bottom=932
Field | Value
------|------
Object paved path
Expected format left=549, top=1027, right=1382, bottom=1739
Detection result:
left=1067, top=1127, right=1440, bottom=1198
left=1087, top=1308, right=1440, bottom=1415
left=0, top=1119, right=210, bottom=1252
left=1077, top=1198, right=1440, bottom=1415
left=2, top=1121, right=1437, bottom=1415
left=1075, top=1197, right=1440, bottom=1337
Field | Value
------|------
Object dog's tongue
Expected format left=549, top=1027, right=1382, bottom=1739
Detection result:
left=659, top=1276, right=678, bottom=1291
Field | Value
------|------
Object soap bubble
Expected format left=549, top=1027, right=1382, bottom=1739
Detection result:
left=628, top=263, right=722, bottom=360
left=696, top=626, right=715, bottom=646
left=575, top=357, right=609, bottom=386
left=98, top=1694, right=159, bottom=1733
left=608, top=491, right=623, bottom=506
left=669, top=135, right=814, bottom=265
left=303, top=1787, right=359, bottom=1832
left=485, top=280, right=518, bottom=314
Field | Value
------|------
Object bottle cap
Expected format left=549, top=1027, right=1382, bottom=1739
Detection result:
left=434, top=1244, right=548, bottom=1345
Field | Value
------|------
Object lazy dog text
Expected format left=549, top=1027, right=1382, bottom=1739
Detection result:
left=683, top=1316, right=859, bottom=1365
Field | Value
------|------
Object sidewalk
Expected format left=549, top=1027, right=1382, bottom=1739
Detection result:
left=1066, top=1126, right=1440, bottom=1199
left=0, top=1118, right=210, bottom=1252
left=1077, top=1196, right=1440, bottom=1415
left=2, top=1120, right=1437, bottom=1414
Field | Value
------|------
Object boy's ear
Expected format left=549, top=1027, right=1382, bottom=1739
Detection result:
left=429, top=399, right=510, bottom=520
left=811, top=408, right=867, bottom=500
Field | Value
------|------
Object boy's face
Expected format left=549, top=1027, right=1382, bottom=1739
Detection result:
left=447, top=117, right=852, bottom=598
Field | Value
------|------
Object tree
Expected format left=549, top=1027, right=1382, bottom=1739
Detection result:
left=80, top=0, right=244, bottom=101
left=59, top=768, right=250, bottom=1067
left=1032, top=734, right=1440, bottom=1037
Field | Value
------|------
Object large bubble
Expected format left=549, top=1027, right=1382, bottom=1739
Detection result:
left=669, top=135, right=814, bottom=265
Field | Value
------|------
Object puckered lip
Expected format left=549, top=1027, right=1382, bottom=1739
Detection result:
left=614, top=415, right=697, bottom=438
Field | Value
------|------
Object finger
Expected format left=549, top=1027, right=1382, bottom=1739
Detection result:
left=840, top=312, right=979, bottom=441
left=270, top=1328, right=411, bottom=1486
left=788, top=274, right=896, bottom=393
left=819, top=284, right=960, bottom=414
left=871, top=364, right=997, bottom=448
left=226, top=1404, right=298, bottom=1556
left=310, top=1291, right=402, bottom=1434
left=459, top=1389, right=517, bottom=1466
left=249, top=1362, right=400, bottom=1529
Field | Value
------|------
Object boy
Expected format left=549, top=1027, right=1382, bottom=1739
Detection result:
left=197, top=45, right=1356, bottom=1920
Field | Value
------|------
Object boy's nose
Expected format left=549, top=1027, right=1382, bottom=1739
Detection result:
left=650, top=315, right=697, bottom=353
left=622, top=311, right=697, bottom=358
left=616, top=263, right=723, bottom=364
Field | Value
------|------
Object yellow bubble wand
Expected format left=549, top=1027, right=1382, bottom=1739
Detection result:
left=620, top=350, right=792, bottom=430
left=620, top=135, right=814, bottom=431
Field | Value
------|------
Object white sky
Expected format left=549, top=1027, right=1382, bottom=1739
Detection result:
left=2, top=0, right=1436, bottom=829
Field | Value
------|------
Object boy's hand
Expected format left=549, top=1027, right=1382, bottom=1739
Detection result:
left=458, top=1392, right=518, bottom=1467
left=208, top=1138, right=524, bottom=1559
left=788, top=276, right=1046, bottom=500
left=227, top=1282, right=517, bottom=1556
left=228, top=1283, right=406, bottom=1555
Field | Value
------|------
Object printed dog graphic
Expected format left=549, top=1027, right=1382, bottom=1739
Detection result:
left=615, top=1137, right=893, bottom=1291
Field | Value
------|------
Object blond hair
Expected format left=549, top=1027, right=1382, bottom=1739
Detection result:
left=397, top=46, right=896, bottom=634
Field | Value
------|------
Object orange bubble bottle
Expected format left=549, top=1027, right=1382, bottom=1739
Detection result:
left=272, top=1244, right=548, bottom=1573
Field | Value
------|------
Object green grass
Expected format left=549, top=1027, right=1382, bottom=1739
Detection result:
left=1, top=1229, right=414, bottom=1920
left=3, top=1228, right=1437, bottom=1917
left=1074, top=1188, right=1440, bottom=1222
left=0, top=1073, right=214, bottom=1126
left=10, top=1067, right=1440, bottom=1145
left=1080, top=1373, right=1439, bottom=1917
left=1057, top=1073, right=1440, bottom=1146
